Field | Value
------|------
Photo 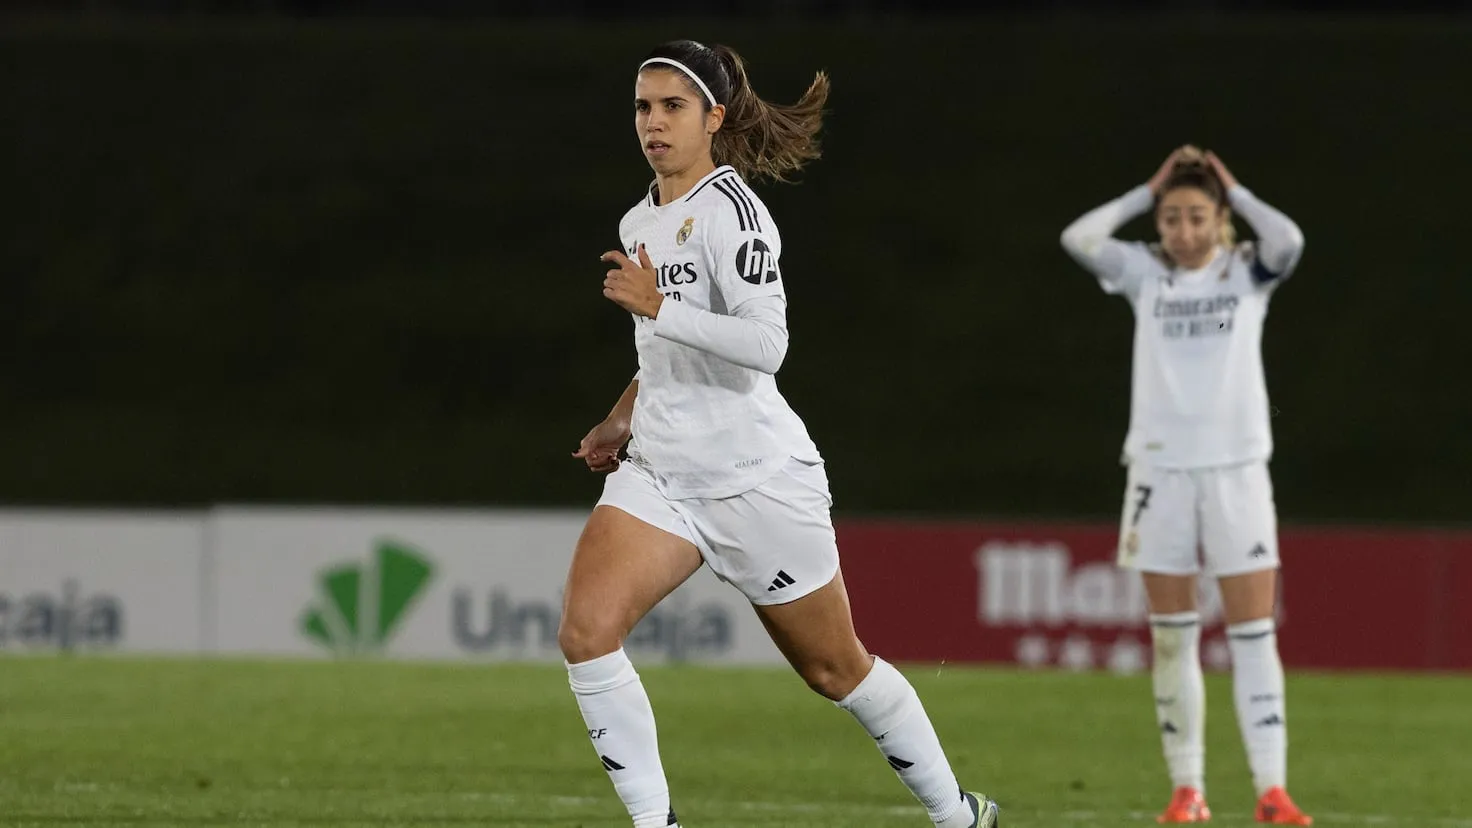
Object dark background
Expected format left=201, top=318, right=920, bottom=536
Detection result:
left=3, top=3, right=1468, bottom=523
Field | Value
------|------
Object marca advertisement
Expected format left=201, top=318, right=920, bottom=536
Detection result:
left=0, top=511, right=205, bottom=652
left=1, top=508, right=1467, bottom=670
left=838, top=520, right=1472, bottom=672
left=207, top=507, right=783, bottom=664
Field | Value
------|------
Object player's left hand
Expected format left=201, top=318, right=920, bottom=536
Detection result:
left=600, top=244, right=664, bottom=319
left=1205, top=151, right=1240, bottom=190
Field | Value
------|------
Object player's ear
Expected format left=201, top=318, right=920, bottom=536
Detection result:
left=706, top=104, right=725, bottom=135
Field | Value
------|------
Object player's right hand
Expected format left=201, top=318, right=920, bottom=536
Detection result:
left=572, top=418, right=632, bottom=473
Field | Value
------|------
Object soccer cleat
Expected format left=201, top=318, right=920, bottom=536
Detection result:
left=1157, top=786, right=1211, bottom=823
left=962, top=791, right=1000, bottom=827
left=1255, top=786, right=1313, bottom=825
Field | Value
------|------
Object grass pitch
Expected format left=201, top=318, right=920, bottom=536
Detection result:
left=2, top=657, right=1468, bottom=827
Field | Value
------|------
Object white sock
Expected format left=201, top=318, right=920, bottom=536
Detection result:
left=567, top=649, right=674, bottom=828
left=1228, top=617, right=1287, bottom=796
left=836, top=656, right=971, bottom=826
left=1150, top=612, right=1206, bottom=793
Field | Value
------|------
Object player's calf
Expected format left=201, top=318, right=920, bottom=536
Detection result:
left=567, top=648, right=674, bottom=828
left=835, top=656, right=998, bottom=826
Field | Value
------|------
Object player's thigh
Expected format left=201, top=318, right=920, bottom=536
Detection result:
left=1143, top=572, right=1200, bottom=614
left=693, top=460, right=861, bottom=697
left=751, top=570, right=871, bottom=700
left=1216, top=569, right=1278, bottom=625
left=1117, top=463, right=1199, bottom=576
left=560, top=469, right=704, bottom=659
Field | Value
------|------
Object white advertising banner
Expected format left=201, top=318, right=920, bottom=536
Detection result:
left=0, top=511, right=206, bottom=652
left=208, top=507, right=784, bottom=665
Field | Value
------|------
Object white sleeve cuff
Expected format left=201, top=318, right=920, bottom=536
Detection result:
left=651, top=296, right=697, bottom=339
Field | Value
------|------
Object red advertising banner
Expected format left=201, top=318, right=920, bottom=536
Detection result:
left=837, top=521, right=1472, bottom=672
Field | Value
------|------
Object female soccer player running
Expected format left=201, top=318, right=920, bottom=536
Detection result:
left=1060, top=146, right=1311, bottom=825
left=562, top=40, right=1000, bottom=828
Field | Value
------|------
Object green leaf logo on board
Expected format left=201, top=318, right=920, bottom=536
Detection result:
left=300, top=539, right=434, bottom=654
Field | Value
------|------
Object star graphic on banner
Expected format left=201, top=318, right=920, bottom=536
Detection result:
left=1015, top=634, right=1051, bottom=668
left=1107, top=635, right=1148, bottom=675
left=1058, top=634, right=1096, bottom=672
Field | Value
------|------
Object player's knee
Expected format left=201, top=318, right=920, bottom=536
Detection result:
left=1153, top=630, right=1183, bottom=661
left=795, top=653, right=871, bottom=701
left=1150, top=612, right=1201, bottom=662
left=796, top=661, right=847, bottom=700
left=557, top=613, right=621, bottom=664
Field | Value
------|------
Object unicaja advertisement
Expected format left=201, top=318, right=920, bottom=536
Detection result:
left=0, top=511, right=204, bottom=653
left=207, top=507, right=783, bottom=664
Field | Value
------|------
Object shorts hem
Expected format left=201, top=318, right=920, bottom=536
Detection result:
left=593, top=502, right=704, bottom=555
left=1118, top=560, right=1202, bottom=576
left=1209, top=560, right=1281, bottom=578
left=743, top=561, right=839, bottom=607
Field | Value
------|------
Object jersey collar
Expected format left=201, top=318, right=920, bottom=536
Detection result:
left=645, top=165, right=737, bottom=209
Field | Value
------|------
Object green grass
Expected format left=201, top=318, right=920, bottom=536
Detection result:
left=1, top=657, right=1469, bottom=827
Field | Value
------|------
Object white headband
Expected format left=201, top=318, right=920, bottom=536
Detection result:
left=639, top=57, right=718, bottom=108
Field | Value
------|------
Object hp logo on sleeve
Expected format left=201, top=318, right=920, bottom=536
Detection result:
left=736, top=239, right=779, bottom=285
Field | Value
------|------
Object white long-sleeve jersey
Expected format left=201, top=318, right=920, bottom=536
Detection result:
left=618, top=165, right=821, bottom=499
left=1061, top=183, right=1306, bottom=469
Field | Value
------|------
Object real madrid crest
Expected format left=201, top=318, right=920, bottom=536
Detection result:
left=676, top=217, right=694, bottom=246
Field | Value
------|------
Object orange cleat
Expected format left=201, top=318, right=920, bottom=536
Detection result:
left=1157, top=786, right=1212, bottom=823
left=1255, top=786, right=1313, bottom=825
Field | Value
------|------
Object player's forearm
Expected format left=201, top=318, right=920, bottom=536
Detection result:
left=1228, top=186, right=1305, bottom=277
left=651, top=297, right=790, bottom=374
left=1060, top=185, right=1154, bottom=260
left=606, top=379, right=639, bottom=429
left=1060, top=185, right=1154, bottom=284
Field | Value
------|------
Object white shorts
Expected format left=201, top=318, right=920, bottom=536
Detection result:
left=597, top=456, right=840, bottom=605
left=1116, top=461, right=1281, bottom=578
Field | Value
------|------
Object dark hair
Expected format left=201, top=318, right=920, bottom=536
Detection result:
left=1156, top=154, right=1235, bottom=247
left=639, top=40, right=829, bottom=184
